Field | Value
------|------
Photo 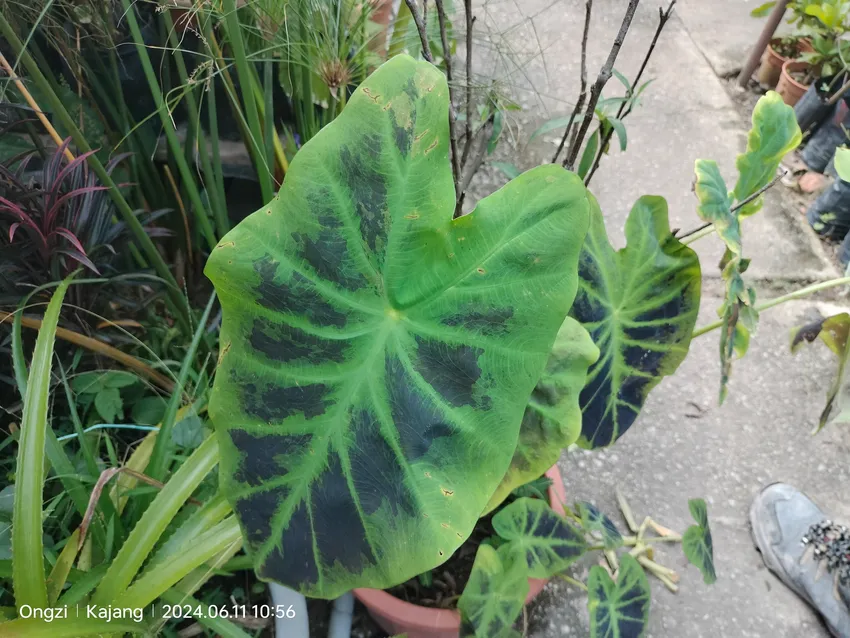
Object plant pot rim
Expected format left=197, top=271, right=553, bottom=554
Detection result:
left=353, top=464, right=568, bottom=633
left=782, top=59, right=812, bottom=91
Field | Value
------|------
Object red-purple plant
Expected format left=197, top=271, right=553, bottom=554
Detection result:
left=0, top=138, right=120, bottom=276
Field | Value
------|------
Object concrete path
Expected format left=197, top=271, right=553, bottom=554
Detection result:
left=466, top=1, right=850, bottom=635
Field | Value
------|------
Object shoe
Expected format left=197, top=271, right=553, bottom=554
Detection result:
left=750, top=483, right=850, bottom=637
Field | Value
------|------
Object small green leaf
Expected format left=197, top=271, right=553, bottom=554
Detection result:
left=102, top=371, right=139, bottom=389
left=612, top=68, right=631, bottom=92
left=790, top=312, right=850, bottom=432
left=94, top=387, right=123, bottom=423
left=488, top=110, right=504, bottom=154
left=131, top=396, right=168, bottom=425
left=608, top=117, right=627, bottom=151
left=172, top=413, right=205, bottom=448
left=491, top=161, right=520, bottom=180
left=733, top=91, right=801, bottom=218
left=71, top=371, right=108, bottom=394
left=694, top=159, right=740, bottom=255
left=486, top=318, right=598, bottom=511
left=588, top=554, right=650, bottom=638
left=492, top=497, right=587, bottom=578
left=835, top=147, right=850, bottom=182
left=458, top=545, right=527, bottom=638
left=682, top=498, right=716, bottom=585
left=578, top=130, right=600, bottom=179
left=571, top=195, right=701, bottom=448
left=530, top=115, right=578, bottom=141
left=577, top=501, right=623, bottom=550
left=750, top=1, right=776, bottom=17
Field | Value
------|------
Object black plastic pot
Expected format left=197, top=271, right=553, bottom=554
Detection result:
left=807, top=177, right=850, bottom=239
left=795, top=83, right=835, bottom=135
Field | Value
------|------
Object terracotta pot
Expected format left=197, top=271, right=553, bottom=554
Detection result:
left=757, top=38, right=813, bottom=88
left=353, top=465, right=568, bottom=638
left=777, top=60, right=812, bottom=107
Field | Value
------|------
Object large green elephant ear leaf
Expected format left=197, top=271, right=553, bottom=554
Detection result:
left=205, top=54, right=591, bottom=598
left=588, top=554, right=651, bottom=638
left=492, top=497, right=587, bottom=578
left=683, top=498, right=716, bottom=585
left=570, top=195, right=701, bottom=448
left=485, top=318, right=599, bottom=512
left=458, top=545, right=527, bottom=638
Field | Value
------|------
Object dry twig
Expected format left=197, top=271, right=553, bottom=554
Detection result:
left=564, top=0, right=640, bottom=170
left=553, top=0, right=592, bottom=165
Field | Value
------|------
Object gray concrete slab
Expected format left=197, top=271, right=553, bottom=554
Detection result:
left=529, top=297, right=850, bottom=637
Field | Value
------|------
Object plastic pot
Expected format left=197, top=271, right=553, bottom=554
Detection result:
left=353, top=465, right=568, bottom=638
left=795, top=83, right=835, bottom=134
left=777, top=60, right=811, bottom=106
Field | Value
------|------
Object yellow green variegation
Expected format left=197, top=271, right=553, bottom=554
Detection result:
left=205, top=55, right=591, bottom=598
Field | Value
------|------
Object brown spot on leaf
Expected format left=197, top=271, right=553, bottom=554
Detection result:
left=425, top=138, right=439, bottom=154
left=440, top=487, right=454, bottom=497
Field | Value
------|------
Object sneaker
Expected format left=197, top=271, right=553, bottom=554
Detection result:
left=750, top=483, right=850, bottom=637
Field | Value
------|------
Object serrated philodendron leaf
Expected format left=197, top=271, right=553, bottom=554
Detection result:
left=492, top=497, right=586, bottom=578
left=682, top=498, right=716, bottom=585
left=588, top=554, right=650, bottom=638
left=458, top=544, right=526, bottom=638
left=205, top=55, right=591, bottom=598
left=733, top=91, right=801, bottom=218
left=485, top=318, right=599, bottom=512
left=790, top=312, right=850, bottom=432
left=571, top=195, right=701, bottom=448
left=577, top=501, right=623, bottom=550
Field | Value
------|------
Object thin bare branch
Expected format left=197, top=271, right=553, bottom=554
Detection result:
left=434, top=0, right=462, bottom=199
left=585, top=1, right=676, bottom=185
left=553, top=0, right=592, bottom=164
left=457, top=114, right=495, bottom=214
left=564, top=0, right=640, bottom=170
left=676, top=171, right=786, bottom=240
left=461, top=0, right=475, bottom=166
left=404, top=0, right=434, bottom=63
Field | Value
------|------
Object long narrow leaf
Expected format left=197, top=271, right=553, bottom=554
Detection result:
left=145, top=292, right=216, bottom=483
left=91, top=434, right=219, bottom=604
left=12, top=277, right=72, bottom=610
left=221, top=0, right=274, bottom=202
left=116, top=516, right=241, bottom=609
left=118, top=0, right=217, bottom=251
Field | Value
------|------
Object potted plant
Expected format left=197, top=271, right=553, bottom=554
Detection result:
left=759, top=36, right=810, bottom=87
left=202, top=56, right=800, bottom=637
left=752, top=1, right=820, bottom=86
left=779, top=0, right=850, bottom=106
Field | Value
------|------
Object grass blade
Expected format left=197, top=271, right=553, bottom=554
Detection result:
left=221, top=0, right=274, bottom=202
left=146, top=292, right=216, bottom=483
left=12, top=277, right=72, bottom=610
left=91, top=434, right=219, bottom=605
left=46, top=529, right=80, bottom=605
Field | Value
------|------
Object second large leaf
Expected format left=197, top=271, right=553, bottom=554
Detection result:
left=205, top=55, right=591, bottom=597
left=571, top=195, right=701, bottom=448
